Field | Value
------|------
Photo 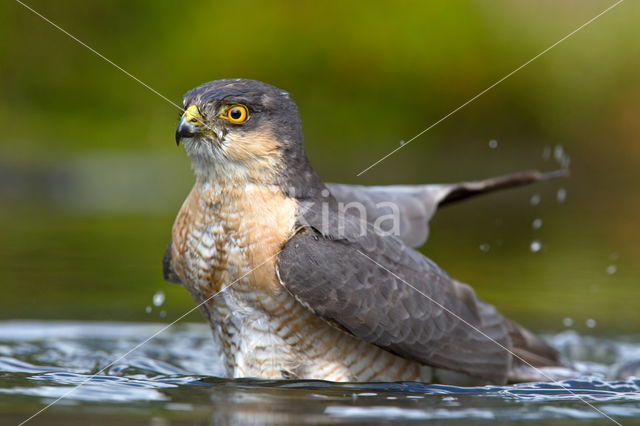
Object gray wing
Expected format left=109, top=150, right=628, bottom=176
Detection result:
left=277, top=226, right=515, bottom=384
left=327, top=169, right=567, bottom=248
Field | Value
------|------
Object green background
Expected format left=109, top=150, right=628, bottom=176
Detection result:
left=1, top=0, right=638, bottom=333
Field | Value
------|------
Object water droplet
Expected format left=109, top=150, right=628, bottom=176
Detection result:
left=321, top=189, right=330, bottom=197
left=530, top=194, right=541, bottom=206
left=551, top=144, right=571, bottom=168
left=556, top=188, right=567, bottom=203
left=542, top=146, right=551, bottom=161
left=562, top=317, right=574, bottom=327
left=152, top=291, right=165, bottom=307
left=530, top=240, right=542, bottom=252
left=553, top=145, right=564, bottom=162
left=160, top=310, right=167, bottom=318
left=532, top=218, right=543, bottom=230
left=479, top=244, right=490, bottom=252
left=145, top=306, right=152, bottom=314
left=399, top=140, right=407, bottom=146
left=606, top=264, right=617, bottom=275
left=488, top=139, right=498, bottom=149
left=586, top=318, right=597, bottom=328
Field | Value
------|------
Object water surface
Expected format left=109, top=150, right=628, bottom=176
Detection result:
left=1, top=320, right=639, bottom=425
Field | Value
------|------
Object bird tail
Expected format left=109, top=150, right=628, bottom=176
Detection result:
left=438, top=169, right=569, bottom=207
left=506, top=319, right=561, bottom=368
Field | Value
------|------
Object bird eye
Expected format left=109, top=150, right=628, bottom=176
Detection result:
left=221, top=105, right=249, bottom=123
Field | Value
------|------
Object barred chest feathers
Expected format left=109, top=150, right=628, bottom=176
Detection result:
left=170, top=180, right=432, bottom=382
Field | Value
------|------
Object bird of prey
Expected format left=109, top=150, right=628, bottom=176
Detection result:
left=165, top=78, right=564, bottom=385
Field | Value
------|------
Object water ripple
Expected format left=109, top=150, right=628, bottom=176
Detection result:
left=0, top=320, right=639, bottom=423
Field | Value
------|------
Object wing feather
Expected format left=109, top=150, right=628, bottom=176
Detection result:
left=277, top=226, right=514, bottom=384
left=327, top=169, right=567, bottom=248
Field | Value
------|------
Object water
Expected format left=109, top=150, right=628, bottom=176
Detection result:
left=1, top=321, right=639, bottom=425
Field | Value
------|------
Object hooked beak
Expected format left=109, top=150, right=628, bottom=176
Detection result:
left=175, top=105, right=204, bottom=146
left=175, top=118, right=199, bottom=145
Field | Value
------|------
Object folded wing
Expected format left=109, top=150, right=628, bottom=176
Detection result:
left=276, top=223, right=515, bottom=383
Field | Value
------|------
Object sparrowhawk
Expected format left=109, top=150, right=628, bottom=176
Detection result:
left=165, top=78, right=563, bottom=384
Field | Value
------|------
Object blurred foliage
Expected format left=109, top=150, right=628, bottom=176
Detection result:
left=1, top=0, right=639, bottom=332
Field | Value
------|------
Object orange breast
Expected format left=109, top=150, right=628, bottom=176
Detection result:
left=171, top=181, right=297, bottom=294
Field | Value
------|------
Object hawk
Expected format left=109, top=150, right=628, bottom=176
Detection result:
left=165, top=78, right=563, bottom=385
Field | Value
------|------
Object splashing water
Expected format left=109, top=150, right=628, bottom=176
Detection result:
left=554, top=145, right=565, bottom=163
left=530, top=240, right=542, bottom=253
left=1, top=321, right=639, bottom=425
left=152, top=290, right=165, bottom=307
left=557, top=188, right=567, bottom=203
left=553, top=144, right=571, bottom=169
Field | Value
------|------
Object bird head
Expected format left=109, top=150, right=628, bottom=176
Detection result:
left=176, top=79, right=319, bottom=193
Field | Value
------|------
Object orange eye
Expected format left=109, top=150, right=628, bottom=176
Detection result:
left=223, top=105, right=249, bottom=123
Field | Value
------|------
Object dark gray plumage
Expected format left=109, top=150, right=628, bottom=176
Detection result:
left=277, top=193, right=558, bottom=384
left=277, top=232, right=512, bottom=383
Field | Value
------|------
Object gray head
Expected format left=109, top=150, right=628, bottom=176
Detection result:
left=175, top=78, right=324, bottom=198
